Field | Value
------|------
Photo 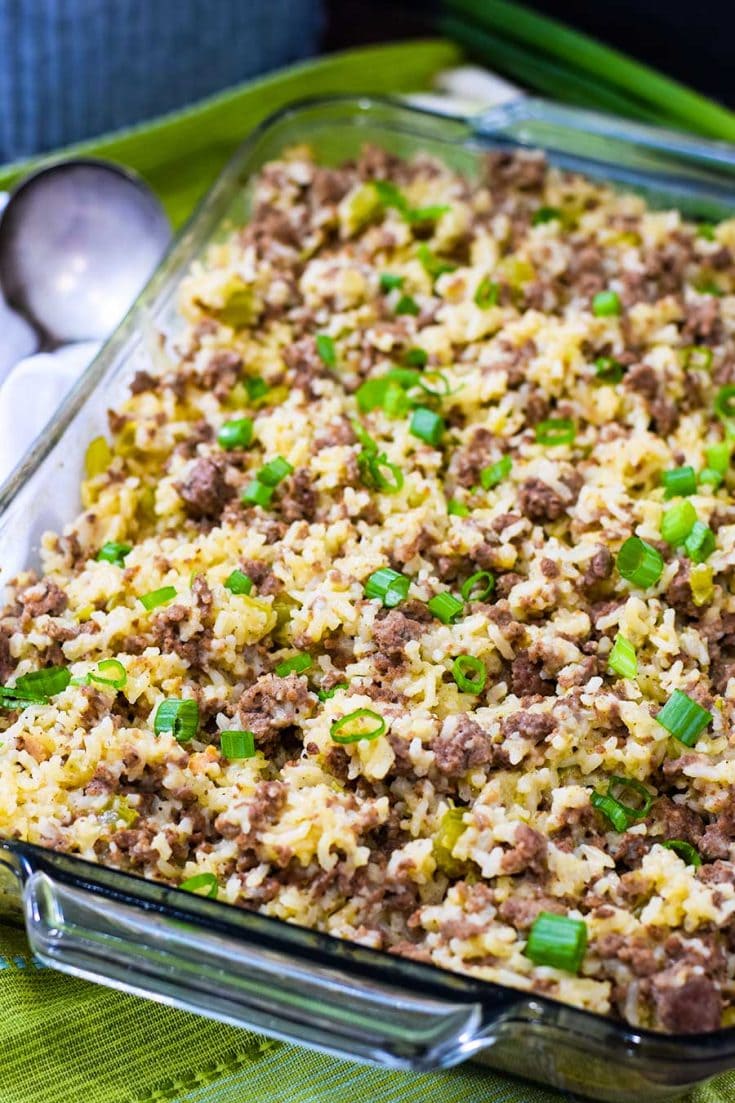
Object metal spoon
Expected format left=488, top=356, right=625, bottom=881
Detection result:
left=0, top=158, right=171, bottom=345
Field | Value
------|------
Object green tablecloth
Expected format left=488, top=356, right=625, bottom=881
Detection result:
left=2, top=36, right=735, bottom=1103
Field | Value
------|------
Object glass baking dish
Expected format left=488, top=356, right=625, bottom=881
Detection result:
left=2, top=95, right=735, bottom=1102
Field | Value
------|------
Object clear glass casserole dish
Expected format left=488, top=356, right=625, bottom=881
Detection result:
left=2, top=95, right=735, bottom=1102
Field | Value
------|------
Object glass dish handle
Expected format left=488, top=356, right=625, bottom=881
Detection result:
left=21, top=866, right=491, bottom=1069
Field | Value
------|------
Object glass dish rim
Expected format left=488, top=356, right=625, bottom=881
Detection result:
left=2, top=92, right=735, bottom=1059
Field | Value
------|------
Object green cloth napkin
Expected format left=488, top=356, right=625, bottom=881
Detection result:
left=1, top=919, right=734, bottom=1103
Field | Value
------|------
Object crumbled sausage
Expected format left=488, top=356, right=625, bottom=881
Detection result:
left=20, top=579, right=68, bottom=618
left=176, top=458, right=232, bottom=520
left=432, top=715, right=493, bottom=777
left=518, top=478, right=565, bottom=523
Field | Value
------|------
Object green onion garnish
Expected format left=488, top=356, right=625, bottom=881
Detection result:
left=616, top=537, right=663, bottom=588
left=179, top=872, right=218, bottom=898
left=220, top=730, right=256, bottom=760
left=705, top=442, right=730, bottom=473
left=714, top=385, right=735, bottom=423
left=245, top=376, right=269, bottom=401
left=357, top=449, right=404, bottom=495
left=317, top=683, right=348, bottom=702
left=316, top=334, right=337, bottom=368
left=364, top=568, right=410, bottom=608
left=662, top=465, right=697, bottom=499
left=97, top=541, right=132, bottom=566
left=447, top=498, right=470, bottom=517
left=0, top=687, right=47, bottom=709
left=607, top=776, right=654, bottom=819
left=592, top=290, right=622, bottom=317
left=697, top=222, right=716, bottom=241
left=417, top=243, right=456, bottom=280
left=696, top=279, right=723, bottom=297
left=451, top=654, right=487, bottom=694
left=427, top=592, right=464, bottom=624
left=409, top=204, right=450, bottom=224
left=474, top=276, right=500, bottom=309
left=403, top=347, right=428, bottom=367
left=594, top=355, right=625, bottom=383
left=153, top=698, right=199, bottom=742
left=356, top=377, right=411, bottom=417
left=460, top=570, right=495, bottom=603
left=139, top=586, right=177, bottom=611
left=217, top=417, right=253, bottom=451
left=699, top=468, right=723, bottom=490
left=532, top=206, right=562, bottom=225
left=684, top=346, right=713, bottom=371
left=525, top=912, right=587, bottom=973
left=480, top=456, right=512, bottom=489
left=241, top=479, right=274, bottom=508
left=274, top=653, right=312, bottom=677
left=608, top=634, right=637, bottom=679
left=373, top=179, right=407, bottom=213
left=535, top=418, right=576, bottom=447
left=330, top=708, right=386, bottom=744
left=14, top=666, right=71, bottom=698
left=379, top=273, right=403, bottom=292
left=88, top=659, right=126, bottom=690
left=258, top=456, right=293, bottom=487
left=661, top=500, right=697, bottom=545
left=395, top=294, right=420, bottom=317
left=225, top=569, right=253, bottom=595
left=684, top=521, right=716, bottom=563
left=410, top=406, right=445, bottom=447
left=656, top=689, right=712, bottom=746
left=590, top=791, right=630, bottom=832
left=662, top=839, right=702, bottom=867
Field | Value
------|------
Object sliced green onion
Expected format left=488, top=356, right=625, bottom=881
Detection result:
left=14, top=666, right=71, bottom=698
left=316, top=334, right=337, bottom=368
left=662, top=839, right=702, bottom=867
left=705, top=442, right=730, bottom=473
left=217, top=417, right=253, bottom=451
left=656, top=689, right=712, bottom=746
left=697, top=222, right=716, bottom=241
left=616, top=537, right=663, bottom=588
left=594, top=355, right=625, bottom=383
left=330, top=708, right=386, bottom=744
left=590, top=791, right=630, bottom=832
left=403, top=347, right=428, bottom=367
left=225, top=569, right=253, bottom=595
left=88, top=659, right=126, bottom=690
left=179, top=872, right=218, bottom=898
left=608, top=776, right=654, bottom=820
left=153, top=698, right=199, bottom=742
left=714, top=385, right=735, bottom=423
left=661, top=500, right=697, bottom=545
left=535, top=418, right=576, bottom=446
left=317, top=683, right=348, bottom=702
left=274, top=653, right=312, bottom=678
left=245, top=376, right=269, bottom=401
left=684, top=521, right=716, bottom=563
left=220, top=730, right=256, bottom=760
left=373, top=179, right=408, bottom=213
left=695, top=279, right=723, bottom=297
left=408, top=204, right=450, bottom=224
left=395, top=294, right=419, bottom=317
left=410, top=406, right=445, bottom=447
left=662, top=466, right=697, bottom=499
left=97, top=541, right=132, bottom=566
left=592, top=290, right=622, bottom=317
left=428, top=592, right=464, bottom=624
left=532, top=205, right=562, bottom=225
left=417, top=242, right=456, bottom=280
left=684, top=346, right=713, bottom=371
left=357, top=450, right=404, bottom=494
left=525, top=912, right=587, bottom=973
left=699, top=467, right=723, bottom=490
left=241, top=479, right=274, bottom=508
left=452, top=654, right=487, bottom=694
left=447, top=498, right=470, bottom=517
left=356, top=377, right=411, bottom=417
left=0, top=687, right=47, bottom=709
left=258, top=456, right=293, bottom=487
left=460, top=570, right=495, bottom=602
left=139, top=586, right=177, bottom=611
left=480, top=456, right=512, bottom=489
left=379, top=272, right=403, bottom=292
left=474, top=276, right=500, bottom=309
left=608, top=634, right=637, bottom=679
left=364, top=568, right=410, bottom=608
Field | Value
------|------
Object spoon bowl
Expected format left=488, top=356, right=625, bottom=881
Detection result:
left=0, top=159, right=171, bottom=344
